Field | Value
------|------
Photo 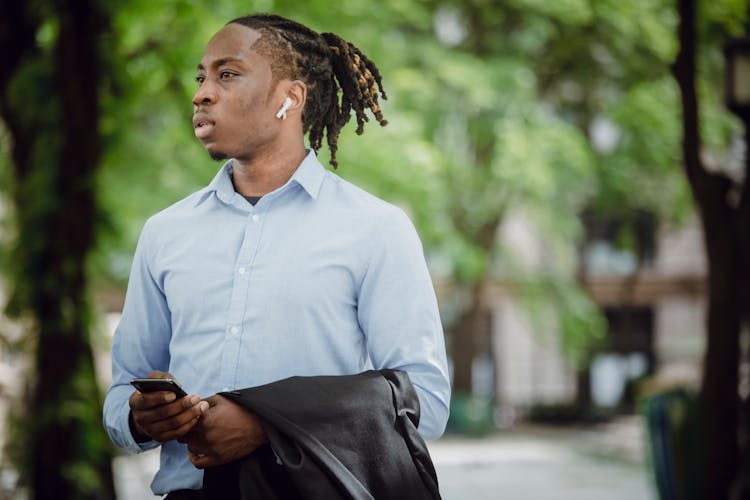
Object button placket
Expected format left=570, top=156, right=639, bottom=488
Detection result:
left=218, top=209, right=265, bottom=390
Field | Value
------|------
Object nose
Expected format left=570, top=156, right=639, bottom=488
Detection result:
left=192, top=82, right=217, bottom=107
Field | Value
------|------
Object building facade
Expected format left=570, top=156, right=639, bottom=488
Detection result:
left=485, top=215, right=706, bottom=418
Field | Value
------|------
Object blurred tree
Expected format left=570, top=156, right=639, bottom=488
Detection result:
left=0, top=1, right=115, bottom=498
left=673, top=0, right=749, bottom=498
left=1, top=1, right=723, bottom=463
left=91, top=1, right=610, bottom=413
left=91, top=1, right=684, bottom=418
left=289, top=1, right=610, bottom=401
left=330, top=0, right=686, bottom=402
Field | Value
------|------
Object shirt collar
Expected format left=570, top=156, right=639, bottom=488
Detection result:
left=290, top=149, right=326, bottom=199
left=194, top=149, right=326, bottom=207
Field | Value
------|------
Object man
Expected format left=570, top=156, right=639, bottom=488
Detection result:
left=103, top=13, right=450, bottom=498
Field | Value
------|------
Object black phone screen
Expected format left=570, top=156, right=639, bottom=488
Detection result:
left=130, top=378, right=188, bottom=398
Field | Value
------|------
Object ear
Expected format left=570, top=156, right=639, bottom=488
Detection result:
left=284, top=80, right=307, bottom=117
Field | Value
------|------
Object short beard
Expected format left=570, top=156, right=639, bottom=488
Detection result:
left=209, top=150, right=229, bottom=161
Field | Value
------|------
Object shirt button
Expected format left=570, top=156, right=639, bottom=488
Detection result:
left=230, top=326, right=239, bottom=336
left=238, top=267, right=246, bottom=275
left=251, top=214, right=260, bottom=222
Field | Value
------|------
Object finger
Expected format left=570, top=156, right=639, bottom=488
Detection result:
left=155, top=414, right=203, bottom=442
left=189, top=450, right=219, bottom=469
left=132, top=396, right=203, bottom=438
left=187, top=450, right=202, bottom=467
left=180, top=393, right=203, bottom=410
left=177, top=418, right=207, bottom=446
left=137, top=393, right=200, bottom=421
left=177, top=428, right=195, bottom=444
left=147, top=400, right=209, bottom=437
left=146, top=400, right=205, bottom=433
left=130, top=390, right=177, bottom=411
left=202, top=394, right=223, bottom=407
left=146, top=371, right=185, bottom=391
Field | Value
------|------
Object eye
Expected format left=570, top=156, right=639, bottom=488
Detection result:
left=219, top=71, right=234, bottom=80
left=196, top=75, right=205, bottom=85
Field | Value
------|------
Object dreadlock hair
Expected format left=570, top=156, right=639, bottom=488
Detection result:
left=228, top=14, right=387, bottom=168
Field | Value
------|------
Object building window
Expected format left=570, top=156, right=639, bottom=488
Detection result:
left=580, top=209, right=657, bottom=275
left=590, top=306, right=654, bottom=410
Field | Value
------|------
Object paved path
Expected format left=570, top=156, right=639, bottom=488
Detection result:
left=114, top=421, right=657, bottom=499
left=430, top=426, right=655, bottom=500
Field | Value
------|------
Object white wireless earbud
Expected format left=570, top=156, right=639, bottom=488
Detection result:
left=275, top=97, right=293, bottom=120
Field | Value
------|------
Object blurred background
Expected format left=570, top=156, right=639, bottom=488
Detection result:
left=1, top=0, right=749, bottom=499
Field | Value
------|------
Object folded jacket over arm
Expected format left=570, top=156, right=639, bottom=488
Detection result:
left=203, top=370, right=442, bottom=500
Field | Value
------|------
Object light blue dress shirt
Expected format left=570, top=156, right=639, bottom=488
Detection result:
left=102, top=150, right=451, bottom=494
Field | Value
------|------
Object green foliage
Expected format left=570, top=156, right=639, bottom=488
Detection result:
left=3, top=0, right=739, bottom=406
left=83, top=0, right=703, bottom=367
left=0, top=125, right=11, bottom=275
left=6, top=346, right=115, bottom=497
left=514, top=0, right=594, bottom=23
left=600, top=77, right=689, bottom=221
left=59, top=360, right=116, bottom=495
left=0, top=1, right=117, bottom=497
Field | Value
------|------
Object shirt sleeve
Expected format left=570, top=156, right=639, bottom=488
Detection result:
left=102, top=218, right=171, bottom=452
left=357, top=207, right=451, bottom=440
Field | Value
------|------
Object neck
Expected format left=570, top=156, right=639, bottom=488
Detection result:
left=230, top=140, right=307, bottom=197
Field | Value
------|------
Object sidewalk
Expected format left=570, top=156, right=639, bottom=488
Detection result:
left=114, top=418, right=656, bottom=499
left=430, top=418, right=655, bottom=500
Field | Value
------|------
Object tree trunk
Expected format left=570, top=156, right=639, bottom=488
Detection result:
left=673, top=1, right=750, bottom=497
left=448, top=212, right=501, bottom=397
left=451, top=280, right=489, bottom=394
left=700, top=203, right=741, bottom=500
left=0, top=2, right=115, bottom=498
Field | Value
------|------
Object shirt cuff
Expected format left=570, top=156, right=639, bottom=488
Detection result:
left=106, top=393, right=160, bottom=453
left=128, top=410, right=154, bottom=444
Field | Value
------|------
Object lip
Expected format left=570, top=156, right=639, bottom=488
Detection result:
left=193, top=113, right=215, bottom=139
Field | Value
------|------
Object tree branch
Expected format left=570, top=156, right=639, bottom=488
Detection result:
left=672, top=0, right=707, bottom=197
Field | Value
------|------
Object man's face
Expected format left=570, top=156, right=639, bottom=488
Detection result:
left=193, top=24, right=283, bottom=161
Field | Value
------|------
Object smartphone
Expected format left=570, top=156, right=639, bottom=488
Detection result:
left=130, top=378, right=188, bottom=399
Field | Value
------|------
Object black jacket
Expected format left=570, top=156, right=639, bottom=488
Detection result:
left=203, top=370, right=442, bottom=500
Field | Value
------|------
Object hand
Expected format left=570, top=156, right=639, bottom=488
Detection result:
left=179, top=394, right=268, bottom=469
left=129, top=370, right=208, bottom=442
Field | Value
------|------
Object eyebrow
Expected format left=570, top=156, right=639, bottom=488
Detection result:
left=197, top=57, right=243, bottom=71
